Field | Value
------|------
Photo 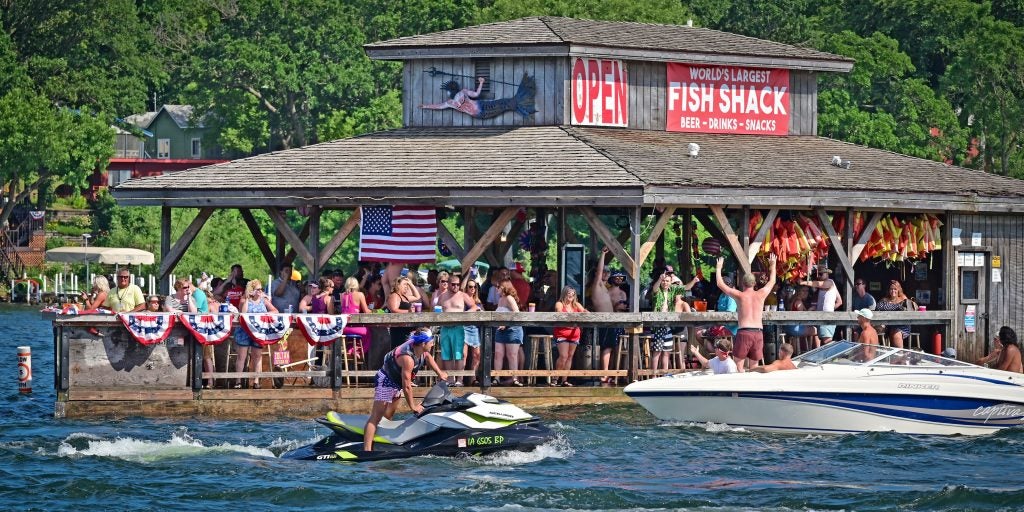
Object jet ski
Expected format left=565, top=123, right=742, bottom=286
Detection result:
left=281, top=382, right=555, bottom=462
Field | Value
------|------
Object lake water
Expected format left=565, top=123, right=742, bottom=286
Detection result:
left=1, top=304, right=1022, bottom=511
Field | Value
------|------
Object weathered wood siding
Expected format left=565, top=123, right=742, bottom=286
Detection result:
left=948, top=213, right=1024, bottom=361
left=404, top=58, right=564, bottom=127
left=405, top=59, right=818, bottom=134
left=66, top=325, right=190, bottom=388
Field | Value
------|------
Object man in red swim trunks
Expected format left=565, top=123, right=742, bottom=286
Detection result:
left=715, top=254, right=777, bottom=372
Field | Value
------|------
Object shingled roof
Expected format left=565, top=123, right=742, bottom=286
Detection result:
left=365, top=17, right=854, bottom=72
left=113, top=126, right=1024, bottom=212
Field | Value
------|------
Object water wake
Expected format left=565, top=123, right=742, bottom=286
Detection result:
left=52, top=429, right=274, bottom=461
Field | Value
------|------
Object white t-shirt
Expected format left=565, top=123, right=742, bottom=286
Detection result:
left=816, top=278, right=839, bottom=312
left=709, top=356, right=738, bottom=374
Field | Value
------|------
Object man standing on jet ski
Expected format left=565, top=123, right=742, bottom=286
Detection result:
left=364, top=327, right=448, bottom=452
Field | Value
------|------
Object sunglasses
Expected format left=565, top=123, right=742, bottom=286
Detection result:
left=118, top=276, right=131, bottom=280
left=438, top=280, right=448, bottom=284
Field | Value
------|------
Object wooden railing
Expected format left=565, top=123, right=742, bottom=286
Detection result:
left=54, top=310, right=955, bottom=392
left=0, top=229, right=25, bottom=282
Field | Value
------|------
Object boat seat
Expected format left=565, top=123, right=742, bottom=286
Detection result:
left=323, top=411, right=441, bottom=445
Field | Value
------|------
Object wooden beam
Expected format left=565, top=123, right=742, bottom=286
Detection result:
left=283, top=218, right=311, bottom=267
left=239, top=209, right=276, bottom=272
left=497, top=216, right=526, bottom=258
left=747, top=208, right=779, bottom=263
left=158, top=207, right=214, bottom=278
left=159, top=206, right=171, bottom=294
left=308, top=206, right=321, bottom=279
left=265, top=207, right=315, bottom=270
left=461, top=207, right=517, bottom=272
left=436, top=218, right=466, bottom=262
left=708, top=206, right=751, bottom=275
left=694, top=212, right=729, bottom=244
left=580, top=206, right=636, bottom=277
left=850, top=211, right=883, bottom=263
left=638, top=206, right=677, bottom=268
left=318, top=209, right=360, bottom=270
left=814, top=208, right=854, bottom=281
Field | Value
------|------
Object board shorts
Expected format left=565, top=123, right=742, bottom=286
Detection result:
left=374, top=371, right=403, bottom=403
left=440, top=326, right=465, bottom=361
left=733, top=328, right=764, bottom=361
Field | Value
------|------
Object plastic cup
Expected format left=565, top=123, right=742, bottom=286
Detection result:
left=368, top=302, right=376, bottom=310
left=413, top=303, right=422, bottom=313
left=918, top=306, right=926, bottom=312
left=434, top=305, right=443, bottom=313
left=528, top=303, right=536, bottom=312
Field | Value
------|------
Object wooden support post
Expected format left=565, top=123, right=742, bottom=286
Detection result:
left=682, top=209, right=693, bottom=280
left=815, top=208, right=855, bottom=284
left=742, top=206, right=751, bottom=258
left=631, top=207, right=641, bottom=312
left=331, top=336, right=342, bottom=391
left=307, top=206, right=321, bottom=279
left=580, top=206, right=636, bottom=277
left=708, top=206, right=752, bottom=275
left=628, top=330, right=639, bottom=382
left=638, top=206, right=677, bottom=269
left=160, top=206, right=171, bottom=295
left=191, top=334, right=202, bottom=391
left=480, top=324, right=493, bottom=390
left=158, top=207, right=214, bottom=284
left=845, top=207, right=855, bottom=309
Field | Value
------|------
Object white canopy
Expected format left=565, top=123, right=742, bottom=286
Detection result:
left=45, top=246, right=155, bottom=265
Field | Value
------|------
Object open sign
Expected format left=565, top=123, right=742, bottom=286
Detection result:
left=570, top=58, right=628, bottom=127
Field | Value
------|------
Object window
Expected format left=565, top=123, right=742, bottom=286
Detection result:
left=961, top=270, right=979, bottom=302
left=473, top=59, right=491, bottom=97
left=107, top=170, right=132, bottom=187
left=191, top=138, right=201, bottom=158
left=157, top=138, right=170, bottom=158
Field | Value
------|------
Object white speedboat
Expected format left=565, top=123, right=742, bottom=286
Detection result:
left=624, top=341, right=1024, bottom=435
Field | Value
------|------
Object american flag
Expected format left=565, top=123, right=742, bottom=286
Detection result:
left=359, top=205, right=437, bottom=263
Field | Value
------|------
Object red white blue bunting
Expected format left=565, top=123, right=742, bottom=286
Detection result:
left=294, top=314, right=349, bottom=346
left=179, top=313, right=234, bottom=345
left=240, top=313, right=293, bottom=347
left=118, top=312, right=177, bottom=345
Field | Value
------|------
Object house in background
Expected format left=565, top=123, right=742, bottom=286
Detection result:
left=85, top=105, right=229, bottom=199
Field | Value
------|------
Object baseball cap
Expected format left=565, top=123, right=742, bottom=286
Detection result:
left=307, top=281, right=320, bottom=288
left=664, top=265, right=675, bottom=274
left=855, top=308, right=873, bottom=320
left=513, top=262, right=525, bottom=273
left=608, top=271, right=626, bottom=282
left=941, top=347, right=957, bottom=359
left=291, top=269, right=301, bottom=281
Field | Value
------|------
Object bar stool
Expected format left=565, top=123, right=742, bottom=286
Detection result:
left=526, top=334, right=553, bottom=385
left=907, top=333, right=922, bottom=350
left=341, top=335, right=364, bottom=387
left=669, top=335, right=687, bottom=370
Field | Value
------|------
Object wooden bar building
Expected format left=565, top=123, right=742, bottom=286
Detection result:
left=59, top=17, right=1024, bottom=417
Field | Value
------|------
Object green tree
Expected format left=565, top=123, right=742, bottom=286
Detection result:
left=815, top=31, right=964, bottom=161
left=477, top=0, right=692, bottom=24
left=943, top=17, right=1024, bottom=176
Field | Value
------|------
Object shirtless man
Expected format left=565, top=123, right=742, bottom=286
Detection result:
left=854, top=308, right=879, bottom=361
left=591, top=248, right=618, bottom=384
left=989, top=326, right=1023, bottom=373
left=436, top=274, right=479, bottom=385
left=750, top=342, right=797, bottom=372
left=715, top=254, right=777, bottom=372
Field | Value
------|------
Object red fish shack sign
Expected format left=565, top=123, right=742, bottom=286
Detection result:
left=666, top=63, right=789, bottom=135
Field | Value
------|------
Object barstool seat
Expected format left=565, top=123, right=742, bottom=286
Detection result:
left=341, top=335, right=365, bottom=387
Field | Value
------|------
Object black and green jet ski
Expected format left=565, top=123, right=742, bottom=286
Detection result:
left=281, top=382, right=555, bottom=462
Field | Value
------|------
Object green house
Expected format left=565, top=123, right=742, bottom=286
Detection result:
left=125, top=105, right=222, bottom=160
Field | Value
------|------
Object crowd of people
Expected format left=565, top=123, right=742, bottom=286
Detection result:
left=75, top=252, right=1022, bottom=394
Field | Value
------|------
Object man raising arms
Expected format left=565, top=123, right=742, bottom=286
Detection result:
left=715, top=254, right=777, bottom=372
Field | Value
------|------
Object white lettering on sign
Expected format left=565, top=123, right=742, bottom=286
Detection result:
left=666, top=63, right=790, bottom=135
left=571, top=58, right=628, bottom=127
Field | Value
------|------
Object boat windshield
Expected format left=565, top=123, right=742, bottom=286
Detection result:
left=793, top=340, right=972, bottom=367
